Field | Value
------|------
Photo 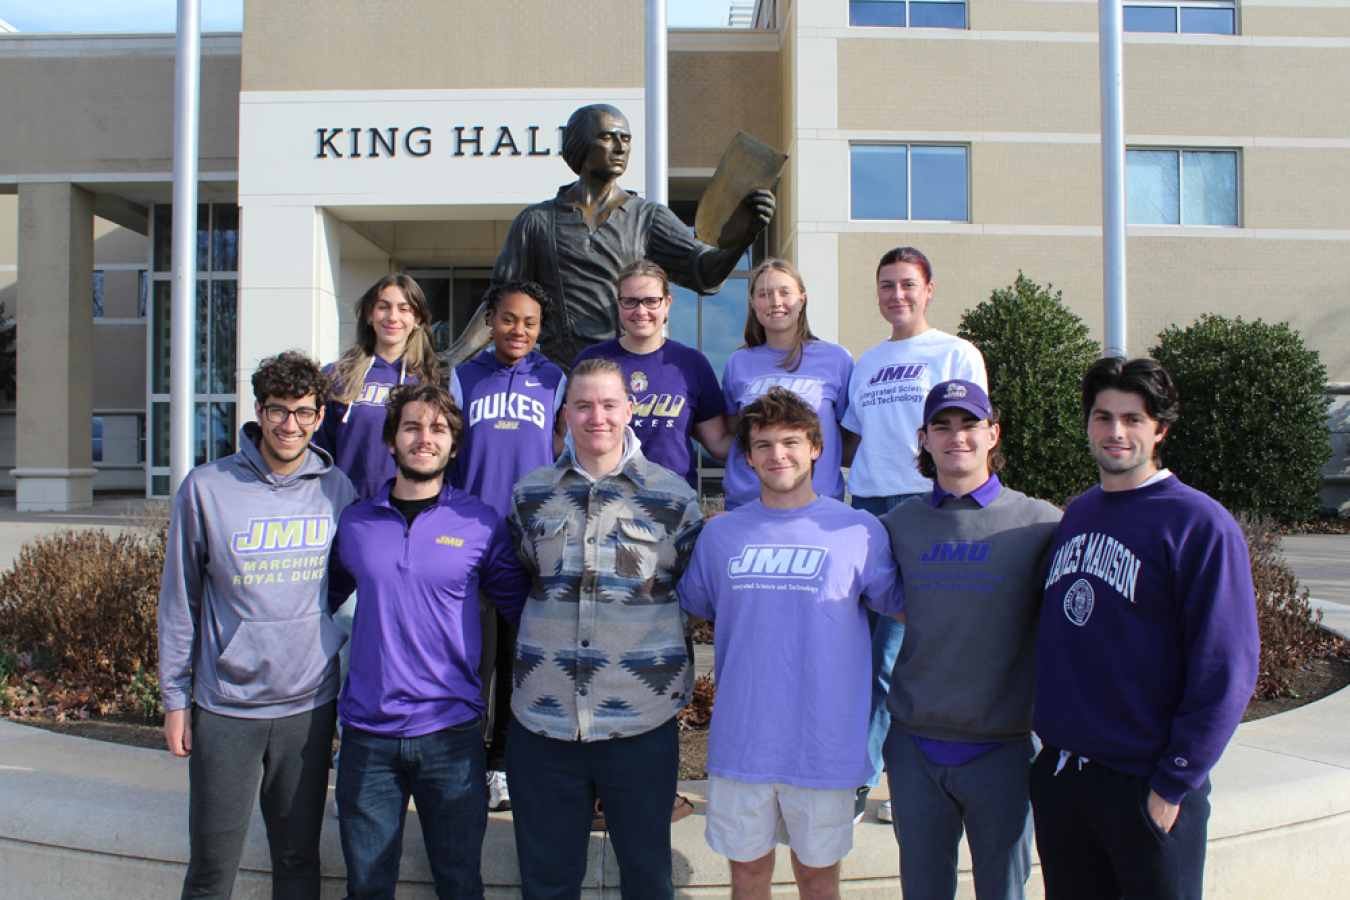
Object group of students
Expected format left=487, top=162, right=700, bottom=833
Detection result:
left=158, top=245, right=1261, bottom=900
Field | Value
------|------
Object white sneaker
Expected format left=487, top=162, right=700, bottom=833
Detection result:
left=488, top=770, right=511, bottom=811
left=877, top=800, right=893, bottom=823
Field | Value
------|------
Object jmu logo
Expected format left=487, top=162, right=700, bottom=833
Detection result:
left=633, top=394, right=687, bottom=418
left=745, top=375, right=824, bottom=406
left=728, top=545, right=827, bottom=579
left=868, top=363, right=927, bottom=386
left=630, top=371, right=648, bottom=393
left=356, top=383, right=393, bottom=405
left=232, top=517, right=332, bottom=554
left=918, top=540, right=993, bottom=564
left=1063, top=578, right=1095, bottom=626
left=436, top=535, right=465, bottom=547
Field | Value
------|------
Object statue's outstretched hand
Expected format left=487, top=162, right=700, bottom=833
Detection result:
left=743, top=189, right=777, bottom=235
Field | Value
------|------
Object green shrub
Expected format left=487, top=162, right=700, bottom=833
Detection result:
left=1151, top=315, right=1332, bottom=521
left=959, top=272, right=1100, bottom=505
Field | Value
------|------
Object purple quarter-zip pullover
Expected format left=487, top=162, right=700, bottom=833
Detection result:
left=328, top=479, right=530, bottom=737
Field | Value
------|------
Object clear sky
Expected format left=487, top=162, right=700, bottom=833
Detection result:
left=0, top=0, right=736, bottom=33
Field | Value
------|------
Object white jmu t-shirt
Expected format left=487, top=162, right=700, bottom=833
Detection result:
left=841, top=329, right=987, bottom=498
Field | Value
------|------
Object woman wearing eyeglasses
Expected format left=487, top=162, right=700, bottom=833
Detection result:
left=572, top=260, right=734, bottom=488
left=718, top=258, right=854, bottom=511
left=312, top=273, right=444, bottom=500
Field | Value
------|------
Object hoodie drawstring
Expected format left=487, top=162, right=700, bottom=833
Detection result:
left=341, top=356, right=407, bottom=423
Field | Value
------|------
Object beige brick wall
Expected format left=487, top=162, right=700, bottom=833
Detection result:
left=838, top=39, right=1350, bottom=139
left=1242, top=6, right=1350, bottom=37
left=973, top=141, right=1101, bottom=225
left=670, top=51, right=782, bottom=170
left=835, top=232, right=1350, bottom=380
left=242, top=0, right=643, bottom=92
left=969, top=0, right=1100, bottom=33
left=93, top=219, right=149, bottom=267
left=0, top=195, right=15, bottom=266
left=92, top=324, right=147, bottom=408
left=1245, top=147, right=1350, bottom=230
left=0, top=52, right=239, bottom=177
left=965, top=143, right=1350, bottom=229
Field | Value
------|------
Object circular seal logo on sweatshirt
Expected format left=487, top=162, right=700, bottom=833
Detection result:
left=630, top=371, right=648, bottom=393
left=1063, top=578, right=1095, bottom=626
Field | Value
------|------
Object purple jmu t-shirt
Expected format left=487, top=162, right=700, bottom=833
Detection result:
left=573, top=338, right=726, bottom=488
left=678, top=497, right=904, bottom=789
left=720, top=342, right=853, bottom=510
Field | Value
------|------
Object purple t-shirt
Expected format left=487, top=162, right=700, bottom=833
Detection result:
left=573, top=338, right=726, bottom=488
left=678, top=497, right=904, bottom=789
left=720, top=342, right=853, bottom=510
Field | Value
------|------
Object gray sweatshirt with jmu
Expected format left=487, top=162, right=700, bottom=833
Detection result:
left=158, top=425, right=356, bottom=718
left=881, top=486, right=1061, bottom=743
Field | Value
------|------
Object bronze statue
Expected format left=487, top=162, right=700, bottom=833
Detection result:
left=441, top=104, right=777, bottom=369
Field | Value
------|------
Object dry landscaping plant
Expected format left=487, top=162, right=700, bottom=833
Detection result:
left=677, top=673, right=715, bottom=730
left=0, top=505, right=168, bottom=722
left=1242, top=515, right=1348, bottom=699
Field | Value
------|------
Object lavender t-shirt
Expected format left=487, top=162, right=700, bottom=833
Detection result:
left=720, top=342, right=853, bottom=510
left=573, top=338, right=725, bottom=488
left=678, top=497, right=904, bottom=789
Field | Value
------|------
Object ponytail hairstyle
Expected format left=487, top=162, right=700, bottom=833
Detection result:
left=333, top=273, right=443, bottom=406
left=743, top=258, right=817, bottom=373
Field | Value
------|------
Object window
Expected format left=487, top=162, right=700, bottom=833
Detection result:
left=93, top=271, right=104, bottom=318
left=851, top=144, right=969, bottom=221
left=1124, top=2, right=1235, bottom=34
left=850, top=0, right=966, bottom=28
left=92, top=416, right=103, bottom=462
left=1126, top=149, right=1239, bottom=226
left=148, top=202, right=240, bottom=496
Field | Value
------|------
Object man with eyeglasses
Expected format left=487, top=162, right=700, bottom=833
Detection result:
left=877, top=380, right=1060, bottom=900
left=160, top=350, right=357, bottom=900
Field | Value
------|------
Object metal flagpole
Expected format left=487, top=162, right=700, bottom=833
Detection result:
left=1099, top=0, right=1128, bottom=358
left=645, top=0, right=669, bottom=206
left=170, top=0, right=201, bottom=492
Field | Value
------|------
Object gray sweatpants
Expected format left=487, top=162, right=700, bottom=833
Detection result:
left=181, top=701, right=337, bottom=900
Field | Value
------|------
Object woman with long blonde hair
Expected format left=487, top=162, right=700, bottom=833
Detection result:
left=313, top=273, right=443, bottom=499
left=718, top=258, right=854, bottom=510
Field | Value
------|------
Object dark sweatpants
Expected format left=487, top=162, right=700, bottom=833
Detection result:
left=1029, top=745, right=1211, bottom=900
left=181, top=701, right=337, bottom=900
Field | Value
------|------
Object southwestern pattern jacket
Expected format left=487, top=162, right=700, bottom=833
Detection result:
left=508, top=439, right=703, bottom=741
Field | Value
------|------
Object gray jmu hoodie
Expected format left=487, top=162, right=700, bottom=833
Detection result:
left=158, top=424, right=357, bottom=718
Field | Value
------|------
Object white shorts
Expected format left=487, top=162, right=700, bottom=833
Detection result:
left=703, top=776, right=855, bottom=868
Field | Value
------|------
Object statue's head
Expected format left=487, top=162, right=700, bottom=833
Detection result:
left=562, top=104, right=632, bottom=178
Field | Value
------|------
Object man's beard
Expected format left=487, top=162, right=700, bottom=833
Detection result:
left=395, top=451, right=449, bottom=484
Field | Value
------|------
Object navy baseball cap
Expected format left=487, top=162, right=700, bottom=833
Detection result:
left=922, top=380, right=993, bottom=425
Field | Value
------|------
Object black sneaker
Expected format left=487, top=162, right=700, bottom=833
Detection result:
left=853, top=786, right=869, bottom=824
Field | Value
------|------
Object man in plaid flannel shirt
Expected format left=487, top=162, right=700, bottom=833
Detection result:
left=506, top=357, right=703, bottom=900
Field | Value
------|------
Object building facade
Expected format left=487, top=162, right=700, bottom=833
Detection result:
left=1, top=0, right=1347, bottom=508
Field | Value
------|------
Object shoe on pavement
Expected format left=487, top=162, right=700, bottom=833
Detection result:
left=853, top=786, right=869, bottom=824
left=878, top=800, right=893, bottom=823
left=488, top=770, right=511, bottom=811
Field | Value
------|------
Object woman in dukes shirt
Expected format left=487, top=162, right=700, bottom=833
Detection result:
left=719, top=259, right=853, bottom=510
left=573, top=260, right=732, bottom=488
left=313, top=273, right=443, bottom=499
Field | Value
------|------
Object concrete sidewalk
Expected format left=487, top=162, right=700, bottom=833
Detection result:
left=0, top=495, right=153, bottom=572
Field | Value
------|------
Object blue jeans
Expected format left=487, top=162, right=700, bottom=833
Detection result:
left=851, top=492, right=923, bottom=788
left=507, top=716, right=678, bottom=900
left=336, top=718, right=488, bottom=900
left=885, top=729, right=1036, bottom=900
